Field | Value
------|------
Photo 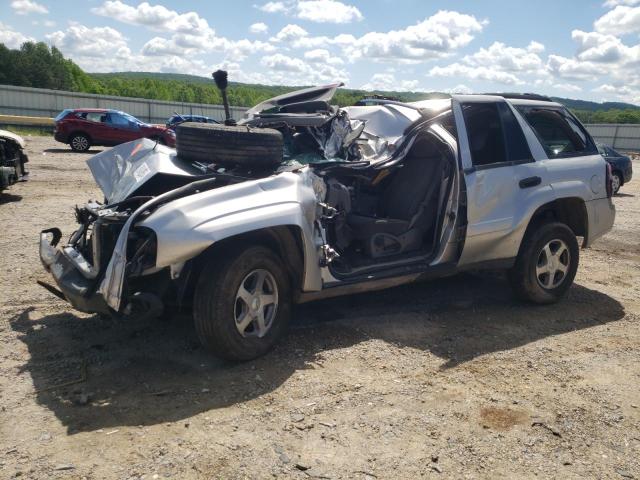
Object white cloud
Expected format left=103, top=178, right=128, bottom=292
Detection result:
left=257, top=1, right=287, bottom=13
left=46, top=22, right=211, bottom=75
left=602, top=0, right=640, bottom=8
left=594, top=4, right=640, bottom=35
left=141, top=35, right=275, bottom=61
left=429, top=64, right=523, bottom=85
left=321, top=10, right=484, bottom=63
left=271, top=24, right=309, bottom=42
left=594, top=83, right=640, bottom=103
left=427, top=41, right=546, bottom=85
left=546, top=55, right=600, bottom=81
left=47, top=23, right=132, bottom=60
left=249, top=22, right=269, bottom=34
left=256, top=0, right=362, bottom=23
left=527, top=41, right=545, bottom=54
left=296, top=0, right=362, bottom=23
left=572, top=29, right=640, bottom=63
left=260, top=53, right=348, bottom=84
left=261, top=53, right=309, bottom=72
left=92, top=1, right=274, bottom=62
left=92, top=1, right=213, bottom=36
left=10, top=0, right=48, bottom=15
left=552, top=83, right=583, bottom=93
left=360, top=73, right=419, bottom=92
left=0, top=21, right=34, bottom=48
left=304, top=48, right=344, bottom=65
left=289, top=33, right=355, bottom=50
left=464, top=41, right=545, bottom=73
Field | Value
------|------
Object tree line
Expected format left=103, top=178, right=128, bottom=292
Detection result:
left=1, top=41, right=639, bottom=124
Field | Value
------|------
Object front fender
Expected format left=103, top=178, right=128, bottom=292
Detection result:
left=138, top=170, right=324, bottom=292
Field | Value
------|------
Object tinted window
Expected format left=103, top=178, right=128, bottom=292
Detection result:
left=108, top=113, right=123, bottom=126
left=108, top=113, right=137, bottom=129
left=516, top=106, right=595, bottom=158
left=54, top=109, right=72, bottom=122
left=498, top=103, right=532, bottom=162
left=85, top=112, right=106, bottom=123
left=462, top=103, right=506, bottom=166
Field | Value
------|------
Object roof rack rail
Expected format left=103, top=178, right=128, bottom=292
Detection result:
left=482, top=93, right=554, bottom=102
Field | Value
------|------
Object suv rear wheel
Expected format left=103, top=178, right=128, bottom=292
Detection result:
left=69, top=133, right=91, bottom=152
left=509, top=222, right=579, bottom=304
left=193, top=245, right=291, bottom=361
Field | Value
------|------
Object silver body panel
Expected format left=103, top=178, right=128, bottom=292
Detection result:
left=453, top=96, right=614, bottom=266
left=138, top=169, right=325, bottom=291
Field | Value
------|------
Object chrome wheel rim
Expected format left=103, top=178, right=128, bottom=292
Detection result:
left=536, top=239, right=570, bottom=290
left=72, top=136, right=88, bottom=151
left=611, top=174, right=621, bottom=193
left=234, top=269, right=278, bottom=338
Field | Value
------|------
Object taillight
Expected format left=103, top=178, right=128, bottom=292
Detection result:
left=605, top=162, right=613, bottom=198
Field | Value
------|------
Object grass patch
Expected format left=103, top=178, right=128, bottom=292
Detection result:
left=0, top=126, right=53, bottom=137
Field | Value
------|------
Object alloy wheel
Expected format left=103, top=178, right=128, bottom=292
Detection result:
left=233, top=269, right=278, bottom=338
left=611, top=173, right=621, bottom=194
left=535, top=239, right=571, bottom=289
left=72, top=136, right=88, bottom=151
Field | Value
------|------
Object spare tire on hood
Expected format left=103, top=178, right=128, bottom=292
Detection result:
left=176, top=122, right=283, bottom=167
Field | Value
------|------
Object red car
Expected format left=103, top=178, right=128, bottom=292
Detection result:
left=54, top=109, right=176, bottom=151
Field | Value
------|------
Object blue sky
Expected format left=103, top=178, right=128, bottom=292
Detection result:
left=1, top=0, right=640, bottom=104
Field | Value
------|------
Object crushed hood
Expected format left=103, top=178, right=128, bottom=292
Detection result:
left=87, top=138, right=202, bottom=204
left=244, top=82, right=344, bottom=117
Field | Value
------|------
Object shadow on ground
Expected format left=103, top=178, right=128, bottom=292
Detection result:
left=0, top=192, right=23, bottom=204
left=11, top=271, right=625, bottom=433
left=43, top=148, right=104, bottom=154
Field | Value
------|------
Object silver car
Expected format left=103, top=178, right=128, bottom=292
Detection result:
left=39, top=84, right=616, bottom=360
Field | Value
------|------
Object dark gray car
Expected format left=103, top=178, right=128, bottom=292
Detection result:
left=597, top=143, right=633, bottom=194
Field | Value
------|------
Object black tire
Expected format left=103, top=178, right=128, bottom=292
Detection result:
left=508, top=222, right=579, bottom=304
left=193, top=245, right=291, bottom=361
left=176, top=122, right=283, bottom=167
left=69, top=133, right=91, bottom=152
left=611, top=171, right=622, bottom=195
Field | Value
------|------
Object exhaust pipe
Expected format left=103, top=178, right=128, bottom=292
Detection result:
left=212, top=70, right=235, bottom=125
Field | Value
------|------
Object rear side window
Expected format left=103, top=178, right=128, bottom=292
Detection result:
left=54, top=109, right=72, bottom=122
left=461, top=102, right=532, bottom=167
left=516, top=106, right=596, bottom=158
left=85, top=112, right=106, bottom=123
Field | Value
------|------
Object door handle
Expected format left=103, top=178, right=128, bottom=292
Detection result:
left=519, top=176, right=541, bottom=189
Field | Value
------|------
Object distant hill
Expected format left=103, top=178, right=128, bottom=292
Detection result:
left=90, top=71, right=450, bottom=106
left=550, top=97, right=640, bottom=112
left=92, top=72, right=640, bottom=112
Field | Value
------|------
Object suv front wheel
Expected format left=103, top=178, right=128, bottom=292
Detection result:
left=193, top=245, right=292, bottom=361
left=509, top=222, right=579, bottom=304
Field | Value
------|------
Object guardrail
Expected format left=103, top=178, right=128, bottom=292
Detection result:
left=584, top=124, right=640, bottom=152
left=0, top=84, right=247, bottom=124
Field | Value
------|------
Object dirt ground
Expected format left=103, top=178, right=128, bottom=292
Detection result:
left=1, top=135, right=639, bottom=480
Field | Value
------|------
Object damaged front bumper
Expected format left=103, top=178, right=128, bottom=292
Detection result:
left=39, top=228, right=111, bottom=314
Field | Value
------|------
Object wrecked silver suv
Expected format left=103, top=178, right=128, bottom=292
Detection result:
left=39, top=83, right=616, bottom=360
